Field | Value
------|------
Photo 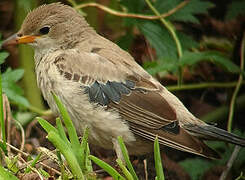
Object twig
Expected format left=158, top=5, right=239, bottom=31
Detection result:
left=74, top=1, right=189, bottom=20
left=15, top=120, right=25, bottom=157
left=2, top=140, right=61, bottom=176
left=3, top=94, right=11, bottom=154
left=227, top=34, right=245, bottom=132
left=19, top=156, right=44, bottom=180
left=219, top=146, right=241, bottom=180
left=0, top=140, right=29, bottom=157
left=220, top=31, right=245, bottom=180
left=166, top=81, right=245, bottom=91
left=143, top=159, right=148, bottom=180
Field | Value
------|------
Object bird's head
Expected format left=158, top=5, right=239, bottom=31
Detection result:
left=2, top=3, right=94, bottom=50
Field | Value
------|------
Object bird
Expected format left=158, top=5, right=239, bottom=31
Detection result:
left=2, top=2, right=245, bottom=159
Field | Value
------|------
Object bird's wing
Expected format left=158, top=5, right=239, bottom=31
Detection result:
left=53, top=49, right=219, bottom=158
left=54, top=49, right=176, bottom=129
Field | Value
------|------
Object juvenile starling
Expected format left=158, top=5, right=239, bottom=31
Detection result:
left=3, top=3, right=245, bottom=159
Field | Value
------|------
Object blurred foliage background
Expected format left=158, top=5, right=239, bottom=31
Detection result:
left=0, top=0, right=245, bottom=179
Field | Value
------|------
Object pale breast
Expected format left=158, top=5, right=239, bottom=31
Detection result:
left=34, top=51, right=136, bottom=149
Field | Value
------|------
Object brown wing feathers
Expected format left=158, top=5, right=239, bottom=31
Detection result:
left=54, top=52, right=221, bottom=159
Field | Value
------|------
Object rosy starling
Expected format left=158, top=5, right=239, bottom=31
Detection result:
left=3, top=3, right=245, bottom=159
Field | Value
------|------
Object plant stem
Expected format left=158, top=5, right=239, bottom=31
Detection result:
left=145, top=0, right=183, bottom=85
left=15, top=1, right=44, bottom=110
left=0, top=69, right=6, bottom=148
left=166, top=81, right=245, bottom=91
left=75, top=1, right=189, bottom=20
left=227, top=32, right=245, bottom=132
left=219, top=32, right=245, bottom=180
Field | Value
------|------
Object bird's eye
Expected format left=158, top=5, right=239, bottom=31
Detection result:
left=39, top=26, right=50, bottom=35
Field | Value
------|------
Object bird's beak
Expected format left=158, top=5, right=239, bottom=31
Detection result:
left=2, top=33, right=40, bottom=47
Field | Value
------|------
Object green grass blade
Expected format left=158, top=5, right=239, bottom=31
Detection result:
left=51, top=93, right=83, bottom=167
left=154, top=137, right=165, bottom=180
left=56, top=117, right=70, bottom=146
left=37, top=117, right=58, bottom=134
left=25, top=152, right=42, bottom=173
left=85, top=144, right=93, bottom=172
left=116, top=159, right=134, bottom=180
left=48, top=131, right=84, bottom=179
left=0, top=69, right=7, bottom=154
left=117, top=136, right=138, bottom=180
left=80, top=126, right=89, bottom=172
left=89, top=155, right=125, bottom=180
left=0, top=165, right=18, bottom=180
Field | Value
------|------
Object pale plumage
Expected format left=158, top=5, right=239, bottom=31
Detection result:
left=3, top=3, right=245, bottom=159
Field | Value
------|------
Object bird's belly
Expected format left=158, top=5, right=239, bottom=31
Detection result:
left=39, top=77, right=135, bottom=150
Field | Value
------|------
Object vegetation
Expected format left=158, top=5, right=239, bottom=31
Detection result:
left=0, top=0, right=245, bottom=179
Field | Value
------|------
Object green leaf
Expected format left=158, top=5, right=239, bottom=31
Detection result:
left=226, top=1, right=245, bottom=20
left=0, top=68, right=7, bottom=154
left=155, top=0, right=214, bottom=23
left=2, top=82, right=29, bottom=107
left=120, top=0, right=145, bottom=27
left=1, top=68, right=28, bottom=107
left=116, top=159, right=134, bottom=180
left=179, top=158, right=213, bottom=180
left=48, top=131, right=84, bottom=179
left=25, top=152, right=42, bottom=173
left=138, top=21, right=178, bottom=59
left=2, top=68, right=24, bottom=82
left=80, top=126, right=91, bottom=173
left=154, top=137, right=165, bottom=180
left=117, top=136, right=139, bottom=180
left=179, top=51, right=241, bottom=74
left=52, top=93, right=83, bottom=168
left=178, top=32, right=198, bottom=50
left=89, top=155, right=125, bottom=180
left=145, top=57, right=178, bottom=75
left=0, top=52, right=9, bottom=65
left=0, top=165, right=18, bottom=180
left=37, top=117, right=59, bottom=135
left=5, top=156, right=18, bottom=174
left=56, top=117, right=71, bottom=147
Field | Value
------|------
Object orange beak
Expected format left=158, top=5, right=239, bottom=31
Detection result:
left=2, top=33, right=40, bottom=47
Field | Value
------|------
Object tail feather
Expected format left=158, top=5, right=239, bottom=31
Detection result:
left=130, top=123, right=221, bottom=159
left=185, top=124, right=245, bottom=147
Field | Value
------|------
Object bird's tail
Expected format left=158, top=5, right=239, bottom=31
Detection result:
left=185, top=124, right=245, bottom=147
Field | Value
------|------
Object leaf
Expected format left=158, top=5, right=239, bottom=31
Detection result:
left=179, top=158, right=213, bottom=180
left=120, top=0, right=145, bottom=13
left=154, top=137, right=165, bottom=180
left=52, top=93, right=83, bottom=169
left=120, top=0, right=146, bottom=27
left=48, top=131, right=84, bottom=179
left=89, top=155, right=125, bottom=180
left=226, top=1, right=245, bottom=20
left=37, top=117, right=59, bottom=135
left=116, top=159, right=134, bottom=180
left=155, top=0, right=214, bottom=23
left=2, top=68, right=24, bottom=83
left=179, top=51, right=241, bottom=74
left=0, top=165, right=18, bottom=180
left=0, top=52, right=9, bottom=65
left=117, top=136, right=138, bottom=180
left=178, top=32, right=198, bottom=50
left=117, top=33, right=134, bottom=51
left=2, top=82, right=29, bottom=107
left=138, top=21, right=178, bottom=59
left=145, top=57, right=178, bottom=75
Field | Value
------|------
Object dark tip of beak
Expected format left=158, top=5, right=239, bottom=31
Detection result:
left=1, top=34, right=18, bottom=49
